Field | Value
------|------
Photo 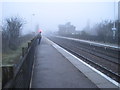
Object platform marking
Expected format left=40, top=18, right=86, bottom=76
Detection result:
left=29, top=47, right=38, bottom=88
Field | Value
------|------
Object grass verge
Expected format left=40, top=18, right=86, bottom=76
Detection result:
left=2, top=42, right=28, bottom=65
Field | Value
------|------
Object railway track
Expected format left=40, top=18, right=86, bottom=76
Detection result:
left=48, top=36, right=120, bottom=83
left=55, top=36, right=119, bottom=63
left=71, top=40, right=119, bottom=62
left=57, top=38, right=119, bottom=65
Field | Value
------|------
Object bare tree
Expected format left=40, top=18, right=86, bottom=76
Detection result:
left=2, top=16, right=24, bottom=51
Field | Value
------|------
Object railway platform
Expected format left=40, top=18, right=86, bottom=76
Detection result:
left=30, top=37, right=118, bottom=88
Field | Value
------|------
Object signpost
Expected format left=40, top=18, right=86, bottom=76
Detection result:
left=112, top=0, right=117, bottom=39
left=112, top=27, right=117, bottom=39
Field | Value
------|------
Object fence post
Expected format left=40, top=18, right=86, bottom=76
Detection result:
left=22, top=47, right=25, bottom=57
left=2, top=65, right=14, bottom=88
left=28, top=42, right=31, bottom=48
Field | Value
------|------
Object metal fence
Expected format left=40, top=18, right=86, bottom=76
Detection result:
left=2, top=36, right=38, bottom=88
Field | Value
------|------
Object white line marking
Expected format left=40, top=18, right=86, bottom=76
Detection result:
left=29, top=55, right=36, bottom=88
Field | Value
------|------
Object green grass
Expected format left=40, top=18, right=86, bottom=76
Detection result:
left=2, top=42, right=28, bottom=65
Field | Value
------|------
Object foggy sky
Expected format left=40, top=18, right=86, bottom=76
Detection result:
left=1, top=1, right=118, bottom=34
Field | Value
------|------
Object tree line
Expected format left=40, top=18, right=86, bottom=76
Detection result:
left=58, top=20, right=120, bottom=44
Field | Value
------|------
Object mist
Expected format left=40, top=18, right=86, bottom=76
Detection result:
left=1, top=1, right=118, bottom=35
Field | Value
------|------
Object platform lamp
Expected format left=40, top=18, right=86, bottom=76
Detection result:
left=112, top=0, right=117, bottom=39
left=31, top=13, right=35, bottom=32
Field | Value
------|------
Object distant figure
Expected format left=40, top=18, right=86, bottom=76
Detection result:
left=37, top=32, right=42, bottom=44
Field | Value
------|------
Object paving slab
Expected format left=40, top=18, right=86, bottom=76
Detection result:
left=31, top=38, right=98, bottom=88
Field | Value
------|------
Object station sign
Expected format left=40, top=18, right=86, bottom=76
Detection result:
left=112, top=27, right=117, bottom=31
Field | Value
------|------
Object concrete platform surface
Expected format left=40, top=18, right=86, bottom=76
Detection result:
left=31, top=38, right=98, bottom=88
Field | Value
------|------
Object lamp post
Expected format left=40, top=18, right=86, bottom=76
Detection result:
left=31, top=14, right=35, bottom=32
left=112, top=0, right=117, bottom=39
